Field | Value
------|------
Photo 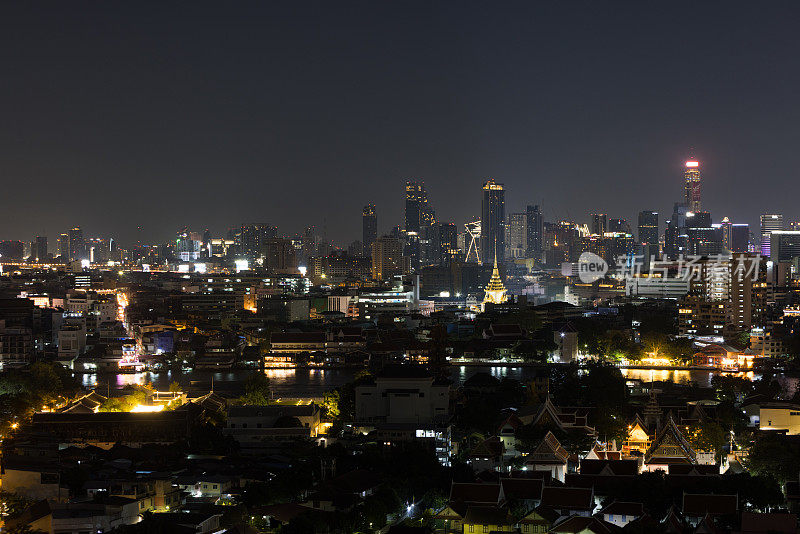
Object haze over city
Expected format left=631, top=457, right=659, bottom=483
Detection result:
left=3, top=1, right=800, bottom=245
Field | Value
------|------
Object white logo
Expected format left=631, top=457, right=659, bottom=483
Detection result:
left=577, top=252, right=608, bottom=283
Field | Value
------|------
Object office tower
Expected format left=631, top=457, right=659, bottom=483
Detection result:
left=719, top=217, right=733, bottom=250
left=263, top=238, right=298, bottom=271
left=481, top=179, right=505, bottom=264
left=664, top=203, right=689, bottom=259
left=362, top=204, right=377, bottom=257
left=68, top=227, right=85, bottom=261
left=730, top=224, right=749, bottom=253
left=525, top=205, right=543, bottom=258
left=176, top=228, right=203, bottom=261
left=371, top=236, right=404, bottom=280
left=638, top=211, right=659, bottom=245
left=684, top=159, right=701, bottom=213
left=405, top=181, right=432, bottom=233
left=760, top=214, right=784, bottom=257
left=34, top=236, right=48, bottom=263
left=686, top=211, right=722, bottom=255
left=769, top=231, right=800, bottom=262
left=608, top=218, right=630, bottom=234
left=87, top=238, right=110, bottom=263
left=239, top=224, right=278, bottom=259
left=590, top=213, right=607, bottom=235
left=438, top=222, right=459, bottom=263
left=506, top=212, right=527, bottom=259
left=58, top=233, right=69, bottom=259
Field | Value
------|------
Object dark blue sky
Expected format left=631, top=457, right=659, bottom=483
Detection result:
left=2, top=1, right=800, bottom=245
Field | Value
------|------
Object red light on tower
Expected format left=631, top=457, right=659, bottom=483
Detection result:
left=685, top=161, right=699, bottom=168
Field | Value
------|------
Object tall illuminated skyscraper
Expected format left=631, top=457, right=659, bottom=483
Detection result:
left=760, top=214, right=784, bottom=257
left=590, top=213, right=607, bottom=236
left=637, top=211, right=659, bottom=245
left=405, top=181, right=433, bottom=232
left=68, top=227, right=85, bottom=261
left=33, top=236, right=48, bottom=263
left=684, top=159, right=701, bottom=213
left=362, top=204, right=377, bottom=257
left=525, top=205, right=543, bottom=258
left=481, top=179, right=505, bottom=264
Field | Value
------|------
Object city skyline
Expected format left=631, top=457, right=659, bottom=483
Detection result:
left=2, top=2, right=800, bottom=245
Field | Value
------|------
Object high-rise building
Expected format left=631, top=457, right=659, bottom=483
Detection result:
left=608, top=218, right=630, bottom=234
left=176, top=227, right=203, bottom=262
left=371, top=236, right=405, bottom=280
left=505, top=212, right=527, bottom=259
left=239, top=224, right=278, bottom=259
left=480, top=179, right=505, bottom=264
left=730, top=224, right=749, bottom=253
left=590, top=213, right=607, bottom=236
left=638, top=211, right=659, bottom=245
left=525, top=205, right=543, bottom=258
left=760, top=214, right=784, bottom=257
left=34, top=236, right=48, bottom=263
left=769, top=231, right=800, bottom=262
left=405, top=181, right=432, bottom=233
left=58, top=233, right=69, bottom=260
left=438, top=222, right=459, bottom=264
left=362, top=204, right=377, bottom=257
left=686, top=211, right=722, bottom=255
left=68, top=227, right=85, bottom=261
left=684, top=159, right=701, bottom=213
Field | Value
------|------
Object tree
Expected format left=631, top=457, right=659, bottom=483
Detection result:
left=168, top=381, right=182, bottom=393
left=746, top=433, right=800, bottom=484
left=239, top=372, right=271, bottom=405
left=686, top=422, right=726, bottom=459
left=321, top=390, right=340, bottom=419
left=98, top=390, right=148, bottom=412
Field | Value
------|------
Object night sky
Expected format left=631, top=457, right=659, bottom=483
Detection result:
left=2, top=1, right=800, bottom=246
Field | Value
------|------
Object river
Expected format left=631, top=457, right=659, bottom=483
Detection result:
left=79, top=365, right=749, bottom=398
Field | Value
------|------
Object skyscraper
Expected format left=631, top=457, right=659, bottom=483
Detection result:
left=684, top=159, right=701, bottom=213
left=34, top=236, right=48, bottom=263
left=68, top=227, right=85, bottom=261
left=590, top=213, right=607, bottom=236
left=637, top=211, right=659, bottom=245
left=362, top=204, right=377, bottom=257
left=438, top=222, right=459, bottom=263
left=371, top=236, right=404, bottom=280
left=608, top=218, right=630, bottom=234
left=760, top=214, right=784, bottom=257
left=405, top=181, right=432, bottom=233
left=730, top=224, right=749, bottom=253
left=58, top=233, right=69, bottom=260
left=481, top=179, right=505, bottom=264
left=239, top=224, right=278, bottom=259
left=505, top=212, right=527, bottom=259
left=525, top=205, right=543, bottom=258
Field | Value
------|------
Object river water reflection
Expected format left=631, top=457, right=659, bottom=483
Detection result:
left=81, top=365, right=755, bottom=397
